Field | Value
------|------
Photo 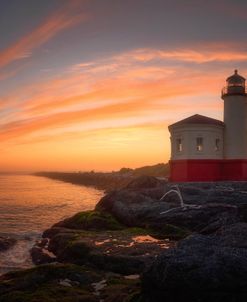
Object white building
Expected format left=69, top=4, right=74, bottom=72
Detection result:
left=169, top=70, right=247, bottom=182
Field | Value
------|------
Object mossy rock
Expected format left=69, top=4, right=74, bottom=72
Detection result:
left=150, top=224, right=191, bottom=240
left=121, top=227, right=150, bottom=236
left=48, top=232, right=79, bottom=255
left=121, top=225, right=189, bottom=241
left=0, top=264, right=102, bottom=302
left=0, top=264, right=140, bottom=302
left=0, top=286, right=97, bottom=302
left=0, top=263, right=101, bottom=286
left=58, top=241, right=91, bottom=264
left=101, top=276, right=141, bottom=302
left=54, top=210, right=124, bottom=231
left=89, top=253, right=144, bottom=275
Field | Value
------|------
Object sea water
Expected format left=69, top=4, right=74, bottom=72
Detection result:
left=0, top=175, right=104, bottom=275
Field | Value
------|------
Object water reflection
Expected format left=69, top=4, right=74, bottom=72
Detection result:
left=0, top=175, right=104, bottom=274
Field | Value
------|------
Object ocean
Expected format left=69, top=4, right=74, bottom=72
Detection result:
left=0, top=174, right=104, bottom=275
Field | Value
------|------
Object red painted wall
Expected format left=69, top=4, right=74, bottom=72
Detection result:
left=170, top=159, right=247, bottom=182
left=221, top=160, right=247, bottom=181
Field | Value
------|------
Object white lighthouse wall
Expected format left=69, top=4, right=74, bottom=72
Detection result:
left=170, top=124, right=224, bottom=160
left=223, top=95, right=247, bottom=159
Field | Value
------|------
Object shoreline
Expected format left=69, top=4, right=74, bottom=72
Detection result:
left=34, top=171, right=135, bottom=192
left=0, top=175, right=104, bottom=278
left=33, top=163, right=169, bottom=191
left=2, top=177, right=247, bottom=301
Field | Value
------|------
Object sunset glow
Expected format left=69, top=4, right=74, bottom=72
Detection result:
left=1, top=0, right=247, bottom=172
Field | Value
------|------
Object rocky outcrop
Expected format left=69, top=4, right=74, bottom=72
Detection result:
left=174, top=182, right=247, bottom=205
left=31, top=210, right=175, bottom=275
left=4, top=176, right=247, bottom=302
left=142, top=223, right=247, bottom=302
left=53, top=210, right=125, bottom=231
left=96, top=187, right=240, bottom=234
left=0, top=263, right=140, bottom=302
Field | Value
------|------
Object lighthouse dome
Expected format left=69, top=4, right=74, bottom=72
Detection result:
left=222, top=70, right=246, bottom=97
left=226, top=69, right=245, bottom=86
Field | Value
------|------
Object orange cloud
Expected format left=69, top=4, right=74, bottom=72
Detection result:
left=1, top=43, right=241, bottom=171
left=0, top=45, right=230, bottom=141
left=0, top=1, right=89, bottom=69
left=114, top=47, right=247, bottom=64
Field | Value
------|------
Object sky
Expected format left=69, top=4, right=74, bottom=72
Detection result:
left=1, top=0, right=247, bottom=172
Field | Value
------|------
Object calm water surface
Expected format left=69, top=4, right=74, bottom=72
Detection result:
left=0, top=175, right=104, bottom=274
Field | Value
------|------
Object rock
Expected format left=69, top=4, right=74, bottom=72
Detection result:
left=43, top=226, right=77, bottom=239
left=30, top=246, right=56, bottom=265
left=97, top=186, right=239, bottom=233
left=96, top=190, right=177, bottom=227
left=42, top=225, right=174, bottom=275
left=125, top=175, right=164, bottom=190
left=53, top=210, right=124, bottom=231
left=216, top=222, right=247, bottom=248
left=0, top=263, right=140, bottom=302
left=57, top=240, right=91, bottom=264
left=36, top=238, right=49, bottom=248
left=157, top=203, right=239, bottom=233
left=0, top=236, right=16, bottom=252
left=142, top=224, right=247, bottom=302
left=175, top=182, right=247, bottom=205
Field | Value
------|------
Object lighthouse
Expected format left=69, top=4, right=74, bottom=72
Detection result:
left=222, top=70, right=247, bottom=159
left=169, top=70, right=247, bottom=182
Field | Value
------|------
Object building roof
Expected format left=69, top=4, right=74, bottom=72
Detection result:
left=169, top=114, right=225, bottom=129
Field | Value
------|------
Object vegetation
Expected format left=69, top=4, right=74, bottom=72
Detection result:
left=131, top=163, right=169, bottom=178
left=0, top=263, right=140, bottom=302
left=55, top=210, right=124, bottom=231
left=34, top=163, right=169, bottom=191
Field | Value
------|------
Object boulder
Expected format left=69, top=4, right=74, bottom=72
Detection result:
left=175, top=182, right=247, bottom=205
left=97, top=187, right=239, bottom=233
left=96, top=190, right=178, bottom=227
left=41, top=225, right=174, bottom=275
left=216, top=222, right=247, bottom=248
left=142, top=224, right=247, bottom=302
left=125, top=175, right=164, bottom=190
left=0, top=263, right=140, bottom=302
left=30, top=246, right=56, bottom=265
left=0, top=236, right=16, bottom=252
left=157, top=203, right=239, bottom=233
left=53, top=210, right=124, bottom=231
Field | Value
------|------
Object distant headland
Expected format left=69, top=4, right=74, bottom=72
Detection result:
left=34, top=163, right=169, bottom=191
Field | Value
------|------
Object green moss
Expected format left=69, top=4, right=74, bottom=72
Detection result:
left=117, top=224, right=190, bottom=241
left=0, top=285, right=97, bottom=302
left=2, top=263, right=101, bottom=287
left=151, top=224, right=191, bottom=240
left=126, top=292, right=143, bottom=302
left=107, top=276, right=140, bottom=286
left=59, top=241, right=91, bottom=264
left=0, top=264, right=102, bottom=302
left=102, top=277, right=141, bottom=302
left=118, top=225, right=189, bottom=241
left=0, top=264, right=141, bottom=302
left=62, top=210, right=124, bottom=231
left=121, top=227, right=150, bottom=236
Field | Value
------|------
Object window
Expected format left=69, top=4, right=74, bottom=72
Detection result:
left=176, top=138, right=182, bottom=152
left=196, top=137, right=203, bottom=151
left=215, top=139, right=220, bottom=151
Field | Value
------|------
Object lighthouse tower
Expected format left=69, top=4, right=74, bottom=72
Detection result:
left=222, top=70, right=247, bottom=159
left=221, top=70, right=247, bottom=180
left=168, top=70, right=247, bottom=182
